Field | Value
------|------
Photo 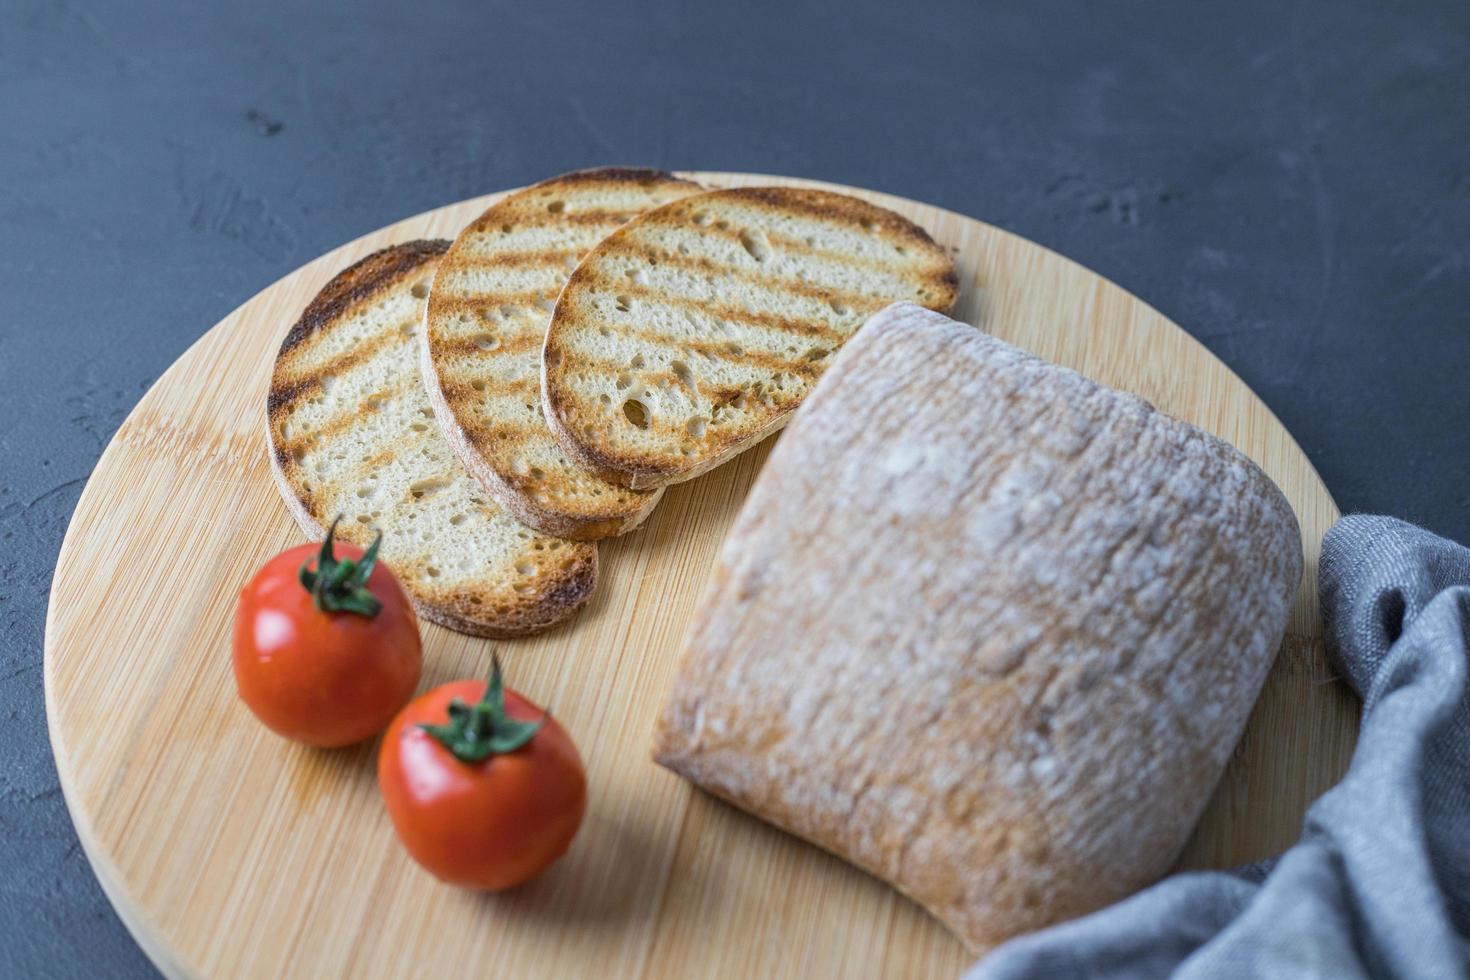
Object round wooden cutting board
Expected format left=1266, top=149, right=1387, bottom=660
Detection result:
left=45, top=173, right=1357, bottom=979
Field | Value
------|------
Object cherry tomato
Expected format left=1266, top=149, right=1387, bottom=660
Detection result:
left=378, top=659, right=587, bottom=889
left=233, top=521, right=422, bottom=747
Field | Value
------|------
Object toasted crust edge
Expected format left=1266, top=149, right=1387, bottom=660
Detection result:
left=422, top=168, right=700, bottom=536
left=419, top=296, right=665, bottom=539
left=540, top=186, right=960, bottom=490
left=541, top=355, right=795, bottom=490
left=265, top=431, right=598, bottom=637
left=265, top=241, right=599, bottom=637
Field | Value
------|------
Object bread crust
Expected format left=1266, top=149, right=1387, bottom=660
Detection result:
left=542, top=186, right=959, bottom=490
left=421, top=168, right=703, bottom=539
left=266, top=241, right=597, bottom=637
left=653, top=303, right=1303, bottom=951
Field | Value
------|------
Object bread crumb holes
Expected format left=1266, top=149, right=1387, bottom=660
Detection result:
left=622, top=398, right=651, bottom=429
left=739, top=229, right=771, bottom=263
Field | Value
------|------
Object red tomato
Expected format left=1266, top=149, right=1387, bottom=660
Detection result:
left=378, top=661, right=586, bottom=890
left=233, top=524, right=422, bottom=747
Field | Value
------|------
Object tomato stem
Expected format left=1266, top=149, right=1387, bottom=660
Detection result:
left=297, top=516, right=384, bottom=617
left=420, top=655, right=544, bottom=762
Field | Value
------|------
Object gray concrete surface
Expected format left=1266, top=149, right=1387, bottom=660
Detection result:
left=2, top=0, right=1466, bottom=975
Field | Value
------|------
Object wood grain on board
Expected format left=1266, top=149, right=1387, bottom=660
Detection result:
left=44, top=173, right=1356, bottom=979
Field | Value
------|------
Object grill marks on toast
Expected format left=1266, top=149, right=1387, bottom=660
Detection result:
left=450, top=248, right=581, bottom=271
left=542, top=187, right=959, bottom=489
left=423, top=168, right=704, bottom=540
left=267, top=241, right=596, bottom=637
left=433, top=330, right=543, bottom=360
left=268, top=316, right=422, bottom=415
left=575, top=275, right=852, bottom=342
left=430, top=289, right=562, bottom=315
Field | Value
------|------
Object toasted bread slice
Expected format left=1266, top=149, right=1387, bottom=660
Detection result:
left=267, top=241, right=597, bottom=637
left=541, top=186, right=959, bottom=489
left=422, top=169, right=704, bottom=540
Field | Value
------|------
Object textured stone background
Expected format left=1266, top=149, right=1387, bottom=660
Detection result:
left=2, top=0, right=1466, bottom=975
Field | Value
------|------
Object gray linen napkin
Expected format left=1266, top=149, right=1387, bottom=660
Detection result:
left=967, top=516, right=1470, bottom=979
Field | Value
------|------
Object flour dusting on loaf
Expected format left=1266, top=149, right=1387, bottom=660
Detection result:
left=653, top=303, right=1303, bottom=952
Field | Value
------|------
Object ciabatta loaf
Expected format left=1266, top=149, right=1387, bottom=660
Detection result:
left=542, top=187, right=958, bottom=490
left=423, top=169, right=703, bottom=539
left=653, top=303, right=1302, bottom=952
left=267, top=242, right=596, bottom=637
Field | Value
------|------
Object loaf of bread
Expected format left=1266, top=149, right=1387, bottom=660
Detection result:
left=653, top=303, right=1302, bottom=951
